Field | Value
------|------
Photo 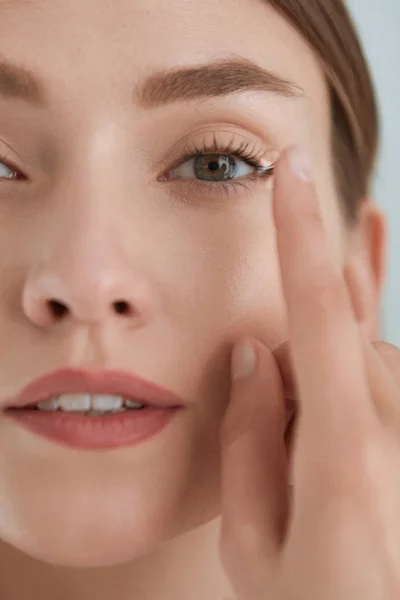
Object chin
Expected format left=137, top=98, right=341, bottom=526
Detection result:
left=0, top=487, right=220, bottom=568
left=0, top=487, right=180, bottom=567
left=0, top=464, right=221, bottom=567
left=0, top=412, right=222, bottom=567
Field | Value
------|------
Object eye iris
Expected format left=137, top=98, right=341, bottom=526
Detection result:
left=194, top=154, right=237, bottom=181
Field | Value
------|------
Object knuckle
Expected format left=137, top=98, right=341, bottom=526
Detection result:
left=372, top=341, right=400, bottom=380
left=220, top=411, right=247, bottom=448
left=373, top=340, right=400, bottom=356
left=302, top=268, right=348, bottom=320
left=220, top=415, right=252, bottom=449
left=220, top=420, right=242, bottom=448
left=220, top=396, right=258, bottom=448
left=372, top=340, right=400, bottom=355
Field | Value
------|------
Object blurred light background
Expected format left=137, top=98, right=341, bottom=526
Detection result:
left=347, top=1, right=400, bottom=344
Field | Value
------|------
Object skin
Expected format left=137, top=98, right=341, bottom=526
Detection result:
left=0, top=0, right=387, bottom=598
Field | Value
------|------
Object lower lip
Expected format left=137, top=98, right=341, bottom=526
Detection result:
left=5, top=407, right=182, bottom=450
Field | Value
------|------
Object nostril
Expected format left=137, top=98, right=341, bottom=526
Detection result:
left=48, top=299, right=68, bottom=319
left=46, top=299, right=132, bottom=319
left=113, top=300, right=132, bottom=315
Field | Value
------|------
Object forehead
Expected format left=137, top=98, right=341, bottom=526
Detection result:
left=0, top=0, right=325, bottom=101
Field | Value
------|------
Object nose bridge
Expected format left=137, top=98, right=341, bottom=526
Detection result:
left=46, top=201, right=122, bottom=302
left=21, top=137, right=157, bottom=329
left=45, top=133, right=128, bottom=282
left=54, top=173, right=123, bottom=283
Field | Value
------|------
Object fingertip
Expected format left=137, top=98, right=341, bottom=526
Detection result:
left=286, top=145, right=313, bottom=182
left=275, top=145, right=314, bottom=184
left=231, top=338, right=258, bottom=382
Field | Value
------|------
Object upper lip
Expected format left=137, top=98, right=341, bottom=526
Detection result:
left=3, top=368, right=184, bottom=410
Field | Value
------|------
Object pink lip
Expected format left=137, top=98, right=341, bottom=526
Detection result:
left=3, top=368, right=184, bottom=409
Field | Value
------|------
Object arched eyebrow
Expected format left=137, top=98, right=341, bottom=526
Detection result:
left=0, top=56, right=304, bottom=108
left=134, top=57, right=304, bottom=109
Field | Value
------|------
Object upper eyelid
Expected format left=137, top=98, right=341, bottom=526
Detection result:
left=157, top=130, right=276, bottom=174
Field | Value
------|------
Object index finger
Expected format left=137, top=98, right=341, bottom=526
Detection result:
left=273, top=146, right=377, bottom=490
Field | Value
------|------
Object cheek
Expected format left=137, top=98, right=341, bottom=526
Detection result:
left=163, top=205, right=287, bottom=346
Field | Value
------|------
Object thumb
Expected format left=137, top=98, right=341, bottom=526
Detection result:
left=220, top=338, right=288, bottom=592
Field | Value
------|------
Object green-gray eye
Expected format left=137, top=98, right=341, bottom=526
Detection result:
left=170, top=153, right=255, bottom=182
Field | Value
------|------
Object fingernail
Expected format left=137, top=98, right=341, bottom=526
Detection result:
left=231, top=339, right=257, bottom=381
left=288, top=145, right=313, bottom=182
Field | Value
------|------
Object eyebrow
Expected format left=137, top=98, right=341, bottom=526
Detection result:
left=134, top=57, right=304, bottom=109
left=0, top=59, right=47, bottom=106
left=0, top=56, right=304, bottom=109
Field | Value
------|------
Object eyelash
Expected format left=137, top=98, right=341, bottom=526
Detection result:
left=163, top=134, right=276, bottom=198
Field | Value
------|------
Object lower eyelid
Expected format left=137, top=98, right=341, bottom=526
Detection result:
left=164, top=170, right=274, bottom=203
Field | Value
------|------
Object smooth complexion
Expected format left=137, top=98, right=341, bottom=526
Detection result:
left=0, top=0, right=385, bottom=598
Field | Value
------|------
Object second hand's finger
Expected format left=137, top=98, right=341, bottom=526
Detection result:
left=220, top=339, right=288, bottom=593
left=362, top=337, right=400, bottom=431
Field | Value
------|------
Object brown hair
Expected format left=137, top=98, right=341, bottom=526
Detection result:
left=268, top=0, right=379, bottom=224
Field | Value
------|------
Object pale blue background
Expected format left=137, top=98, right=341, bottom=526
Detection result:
left=347, top=1, right=400, bottom=344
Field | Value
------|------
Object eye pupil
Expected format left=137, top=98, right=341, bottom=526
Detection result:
left=194, top=154, right=236, bottom=181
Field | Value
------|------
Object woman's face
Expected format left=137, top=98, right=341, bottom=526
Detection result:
left=0, top=0, right=385, bottom=567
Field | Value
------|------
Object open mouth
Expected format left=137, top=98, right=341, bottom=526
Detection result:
left=5, top=393, right=182, bottom=450
left=2, top=368, right=185, bottom=449
left=8, top=393, right=149, bottom=415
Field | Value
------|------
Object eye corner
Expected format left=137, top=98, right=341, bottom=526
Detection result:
left=0, top=147, right=28, bottom=182
left=156, top=172, right=168, bottom=182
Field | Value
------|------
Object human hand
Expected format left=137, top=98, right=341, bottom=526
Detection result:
left=219, top=145, right=400, bottom=600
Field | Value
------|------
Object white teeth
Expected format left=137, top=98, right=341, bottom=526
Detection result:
left=37, top=397, right=60, bottom=411
left=92, top=394, right=123, bottom=411
left=35, top=394, right=145, bottom=412
left=124, top=399, right=144, bottom=408
left=58, top=393, right=91, bottom=412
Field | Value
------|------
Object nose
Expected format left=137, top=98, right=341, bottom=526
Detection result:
left=22, top=233, right=157, bottom=330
